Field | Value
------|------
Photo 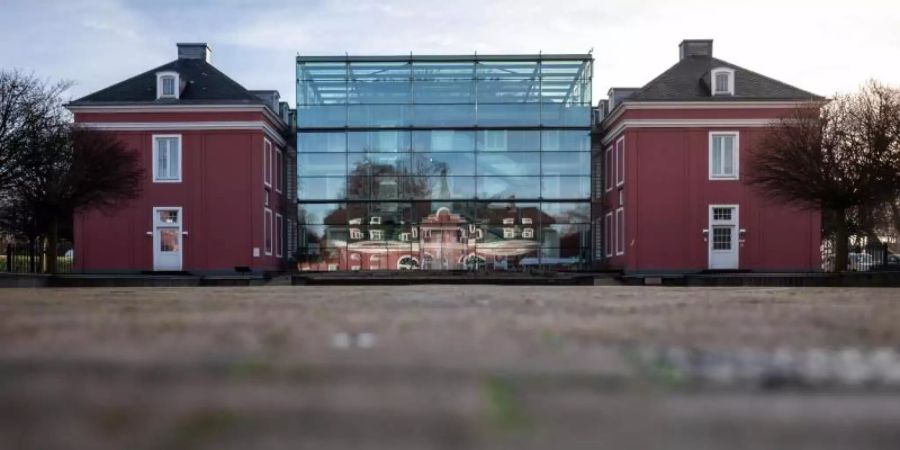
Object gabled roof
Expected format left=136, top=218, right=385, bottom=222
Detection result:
left=625, top=55, right=822, bottom=102
left=70, top=58, right=265, bottom=106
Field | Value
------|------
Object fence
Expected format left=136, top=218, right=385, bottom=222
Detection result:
left=821, top=236, right=899, bottom=272
left=2, top=240, right=73, bottom=274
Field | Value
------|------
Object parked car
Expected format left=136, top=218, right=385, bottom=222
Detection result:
left=848, top=252, right=874, bottom=271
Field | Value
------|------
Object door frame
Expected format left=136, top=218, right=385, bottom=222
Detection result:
left=152, top=206, right=183, bottom=271
left=707, top=204, right=739, bottom=270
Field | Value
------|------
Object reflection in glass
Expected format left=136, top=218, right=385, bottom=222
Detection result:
left=159, top=228, right=179, bottom=252
left=541, top=176, right=590, bottom=199
left=412, top=130, right=475, bottom=152
left=477, top=177, right=540, bottom=199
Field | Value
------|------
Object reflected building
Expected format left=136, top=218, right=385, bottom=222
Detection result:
left=295, top=54, right=593, bottom=271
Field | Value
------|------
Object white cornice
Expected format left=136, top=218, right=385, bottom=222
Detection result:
left=601, top=100, right=814, bottom=131
left=600, top=118, right=775, bottom=145
left=67, top=104, right=288, bottom=131
left=79, top=121, right=287, bottom=147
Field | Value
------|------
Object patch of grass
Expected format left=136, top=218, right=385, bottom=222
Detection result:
left=482, top=376, right=532, bottom=433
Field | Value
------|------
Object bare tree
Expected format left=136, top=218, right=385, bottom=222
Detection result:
left=747, top=81, right=900, bottom=271
left=0, top=70, right=70, bottom=193
left=12, top=125, right=143, bottom=273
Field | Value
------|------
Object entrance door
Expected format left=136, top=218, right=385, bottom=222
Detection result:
left=708, top=205, right=738, bottom=270
left=153, top=207, right=182, bottom=271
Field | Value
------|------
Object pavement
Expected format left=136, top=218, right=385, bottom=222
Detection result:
left=1, top=286, right=899, bottom=449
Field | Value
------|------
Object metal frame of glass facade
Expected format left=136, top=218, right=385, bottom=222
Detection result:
left=295, top=54, right=593, bottom=271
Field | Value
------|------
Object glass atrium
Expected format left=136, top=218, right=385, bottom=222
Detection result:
left=295, top=54, right=593, bottom=271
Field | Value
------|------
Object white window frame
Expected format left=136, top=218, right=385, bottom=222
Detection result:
left=275, top=149, right=283, bottom=193
left=276, top=213, right=283, bottom=258
left=522, top=228, right=534, bottom=239
left=711, top=67, right=735, bottom=96
left=605, top=145, right=613, bottom=192
left=370, top=229, right=384, bottom=240
left=156, top=71, right=179, bottom=99
left=264, top=208, right=273, bottom=256
left=615, top=207, right=625, bottom=256
left=503, top=227, right=515, bottom=239
left=615, top=136, right=625, bottom=187
left=152, top=134, right=182, bottom=183
left=604, top=212, right=613, bottom=257
left=709, top=131, right=740, bottom=180
left=350, top=228, right=363, bottom=240
left=263, top=138, right=273, bottom=187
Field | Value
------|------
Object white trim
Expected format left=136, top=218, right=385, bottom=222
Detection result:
left=264, top=208, right=273, bottom=256
left=711, top=67, right=735, bottom=96
left=263, top=138, right=272, bottom=188
left=600, top=118, right=771, bottom=145
left=152, top=206, right=183, bottom=271
left=152, top=134, right=182, bottom=183
left=708, top=131, right=740, bottom=180
left=155, top=71, right=179, bottom=100
left=67, top=104, right=288, bottom=130
left=80, top=121, right=287, bottom=147
left=604, top=145, right=613, bottom=192
left=600, top=100, right=813, bottom=129
left=275, top=149, right=283, bottom=193
left=708, top=204, right=740, bottom=270
left=604, top=212, right=613, bottom=257
left=615, top=136, right=625, bottom=187
left=275, top=213, right=283, bottom=258
left=615, top=207, right=625, bottom=256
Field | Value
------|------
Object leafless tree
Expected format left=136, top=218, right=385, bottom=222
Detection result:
left=0, top=70, right=71, bottom=194
left=11, top=125, right=143, bottom=273
left=746, top=81, right=900, bottom=271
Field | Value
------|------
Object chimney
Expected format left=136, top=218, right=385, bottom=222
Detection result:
left=177, top=43, right=212, bottom=63
left=679, top=39, right=713, bottom=60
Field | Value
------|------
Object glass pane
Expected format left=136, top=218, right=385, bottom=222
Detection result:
left=348, top=80, right=410, bottom=104
left=475, top=202, right=541, bottom=225
left=541, top=130, right=590, bottom=151
left=541, top=152, right=591, bottom=175
left=299, top=203, right=346, bottom=224
left=408, top=176, right=475, bottom=199
left=347, top=105, right=409, bottom=127
left=159, top=228, right=179, bottom=252
left=299, top=80, right=346, bottom=105
left=477, top=176, right=540, bottom=199
left=413, top=80, right=474, bottom=104
left=412, top=104, right=475, bottom=127
left=409, top=153, right=475, bottom=176
left=541, top=104, right=591, bottom=126
left=713, top=227, right=732, bottom=250
left=158, top=210, right=179, bottom=224
left=298, top=153, right=346, bottom=176
left=477, top=104, right=540, bottom=126
left=156, top=141, right=168, bottom=178
left=476, top=78, right=539, bottom=103
left=412, top=130, right=475, bottom=152
left=540, top=202, right=590, bottom=224
left=298, top=132, right=345, bottom=153
left=541, top=176, right=590, bottom=199
left=476, top=130, right=540, bottom=152
left=348, top=131, right=410, bottom=153
left=298, top=177, right=346, bottom=200
left=477, top=153, right=540, bottom=176
left=298, top=105, right=346, bottom=127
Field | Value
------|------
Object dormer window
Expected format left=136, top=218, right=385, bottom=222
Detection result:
left=156, top=71, right=179, bottom=99
left=711, top=68, right=734, bottom=96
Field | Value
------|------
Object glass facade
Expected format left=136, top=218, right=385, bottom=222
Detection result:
left=296, top=54, right=592, bottom=271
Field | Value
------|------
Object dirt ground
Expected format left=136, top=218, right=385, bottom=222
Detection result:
left=1, top=286, right=899, bottom=449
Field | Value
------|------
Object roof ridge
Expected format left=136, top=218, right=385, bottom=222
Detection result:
left=710, top=56, right=822, bottom=99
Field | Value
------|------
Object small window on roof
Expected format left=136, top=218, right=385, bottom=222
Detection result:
left=156, top=71, right=179, bottom=99
left=711, top=68, right=734, bottom=96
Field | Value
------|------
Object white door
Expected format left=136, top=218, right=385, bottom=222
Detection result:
left=708, top=205, right=738, bottom=270
left=153, top=207, right=182, bottom=271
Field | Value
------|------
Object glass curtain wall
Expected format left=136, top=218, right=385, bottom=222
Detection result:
left=296, top=55, right=592, bottom=271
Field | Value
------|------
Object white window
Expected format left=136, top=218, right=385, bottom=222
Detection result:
left=153, top=135, right=181, bottom=182
left=350, top=265, right=361, bottom=271
left=483, top=130, right=507, bottom=151
left=156, top=72, right=179, bottom=99
left=370, top=216, right=382, bottom=225
left=399, top=232, right=411, bottom=242
left=503, top=227, right=515, bottom=239
left=276, top=213, right=283, bottom=258
left=522, top=228, right=534, bottom=239
left=502, top=218, right=515, bottom=225
left=709, top=132, right=739, bottom=179
left=522, top=217, right=533, bottom=225
left=615, top=137, right=625, bottom=186
left=263, top=138, right=272, bottom=187
left=615, top=208, right=625, bottom=256
left=264, top=208, right=273, bottom=255
left=369, top=229, right=384, bottom=240
left=349, top=217, right=363, bottom=225
left=350, top=228, right=363, bottom=239
left=711, top=67, right=735, bottom=96
left=604, top=212, right=613, bottom=257
left=275, top=150, right=283, bottom=193
left=605, top=145, right=613, bottom=191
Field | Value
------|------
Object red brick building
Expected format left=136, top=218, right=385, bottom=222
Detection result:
left=594, top=40, right=822, bottom=273
left=67, top=43, right=294, bottom=273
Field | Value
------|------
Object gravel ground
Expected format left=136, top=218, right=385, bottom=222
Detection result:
left=1, top=286, right=899, bottom=449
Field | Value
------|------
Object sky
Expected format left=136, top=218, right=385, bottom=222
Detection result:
left=1, top=0, right=899, bottom=106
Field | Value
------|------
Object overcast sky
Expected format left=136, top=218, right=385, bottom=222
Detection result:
left=2, top=0, right=898, bottom=106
